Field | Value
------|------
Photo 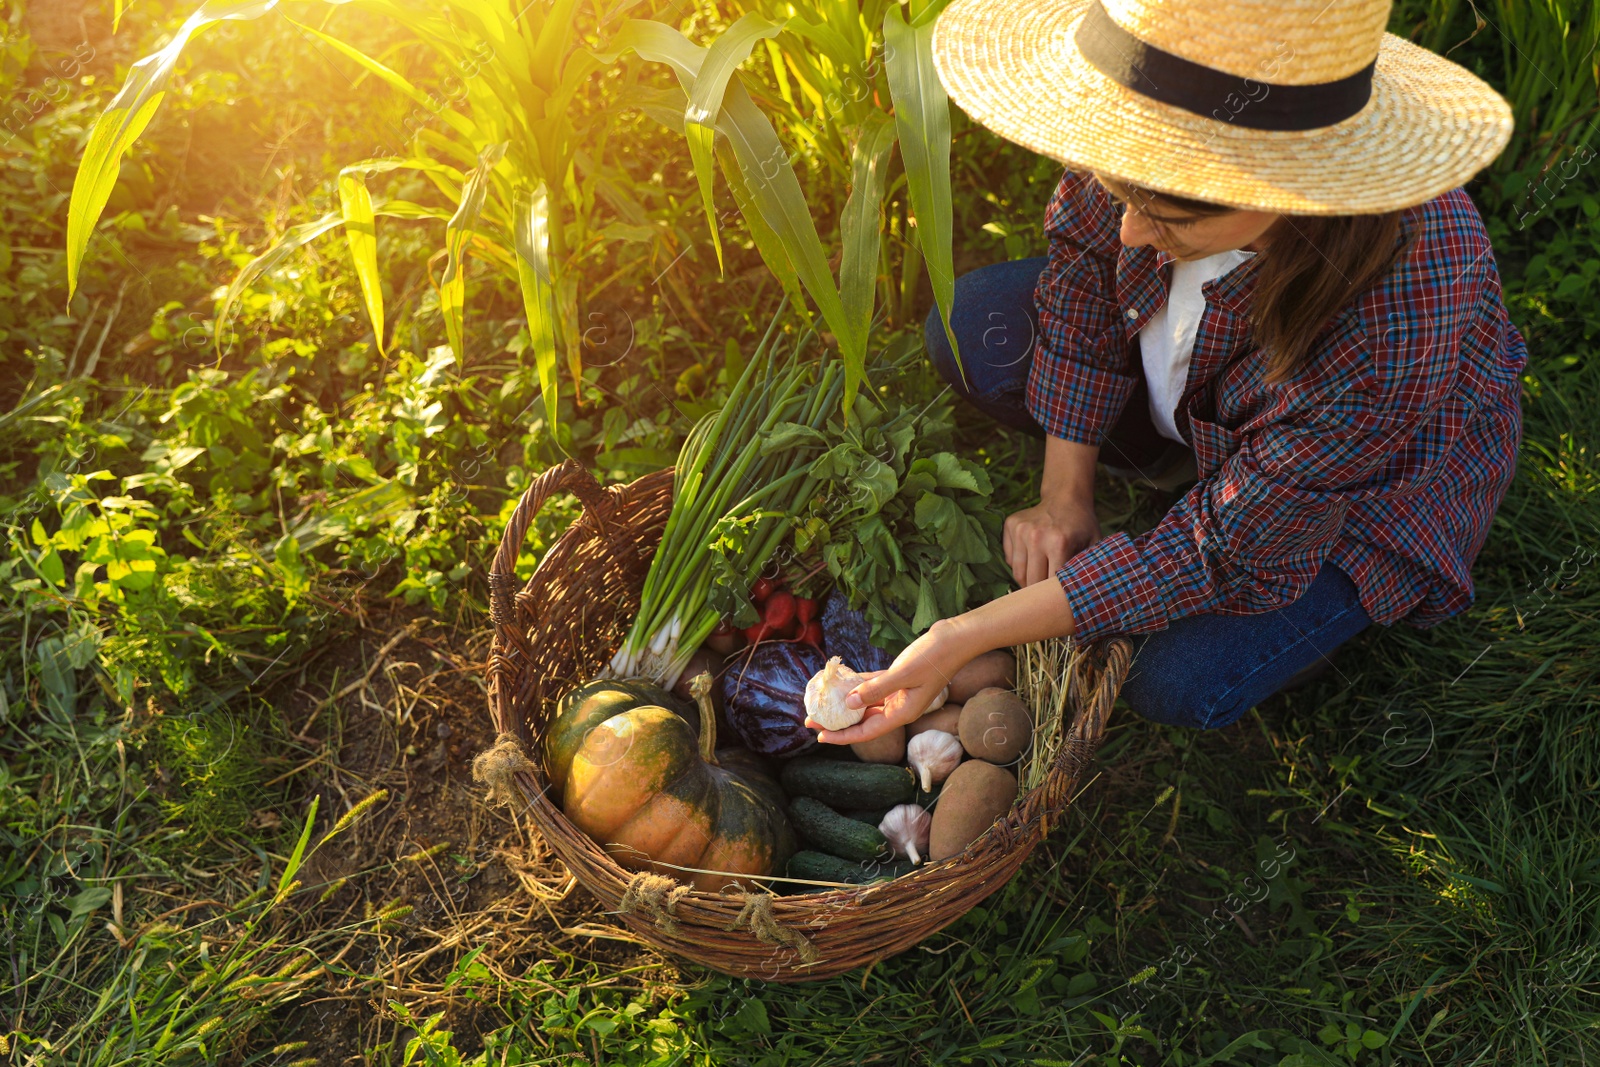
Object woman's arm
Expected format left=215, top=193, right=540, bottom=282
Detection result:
left=1001, top=169, right=1130, bottom=587
left=1028, top=170, right=1140, bottom=445
left=806, top=581, right=1076, bottom=745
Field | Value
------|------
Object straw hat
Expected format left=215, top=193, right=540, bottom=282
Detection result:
left=932, top=0, right=1514, bottom=214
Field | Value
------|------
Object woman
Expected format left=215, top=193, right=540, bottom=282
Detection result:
left=814, top=0, right=1526, bottom=742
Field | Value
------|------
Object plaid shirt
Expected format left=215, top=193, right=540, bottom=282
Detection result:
left=1032, top=170, right=1527, bottom=640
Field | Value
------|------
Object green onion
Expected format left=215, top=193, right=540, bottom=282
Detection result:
left=609, top=311, right=838, bottom=684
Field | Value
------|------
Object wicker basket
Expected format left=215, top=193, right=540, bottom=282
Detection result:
left=486, top=459, right=1130, bottom=982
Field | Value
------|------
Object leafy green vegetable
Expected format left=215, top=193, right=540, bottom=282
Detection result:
left=787, top=341, right=1013, bottom=649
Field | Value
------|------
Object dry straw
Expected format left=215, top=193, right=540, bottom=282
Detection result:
left=1016, top=637, right=1080, bottom=793
left=482, top=460, right=1131, bottom=981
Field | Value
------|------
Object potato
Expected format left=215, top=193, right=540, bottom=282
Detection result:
left=906, top=702, right=962, bottom=737
left=948, top=650, right=1016, bottom=703
left=958, top=688, right=1032, bottom=764
left=705, top=630, right=744, bottom=655
left=851, top=724, right=906, bottom=764
left=929, top=760, right=1018, bottom=861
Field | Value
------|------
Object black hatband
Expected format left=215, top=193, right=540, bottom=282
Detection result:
left=1074, top=0, right=1375, bottom=131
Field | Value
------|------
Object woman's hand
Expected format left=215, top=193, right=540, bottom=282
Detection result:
left=807, top=579, right=1079, bottom=746
left=1003, top=495, right=1100, bottom=587
left=1004, top=435, right=1102, bottom=587
left=805, top=620, right=973, bottom=746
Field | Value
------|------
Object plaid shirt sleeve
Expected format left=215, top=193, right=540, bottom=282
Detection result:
left=1028, top=170, right=1140, bottom=444
left=1056, top=218, right=1499, bottom=640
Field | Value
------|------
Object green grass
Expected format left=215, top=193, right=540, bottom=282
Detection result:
left=2, top=0, right=1599, bottom=1064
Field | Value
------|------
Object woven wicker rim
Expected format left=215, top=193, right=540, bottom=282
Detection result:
left=486, top=460, right=1130, bottom=981
left=933, top=0, right=1514, bottom=214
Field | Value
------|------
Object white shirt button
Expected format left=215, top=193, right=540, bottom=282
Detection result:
left=1126, top=308, right=1138, bottom=319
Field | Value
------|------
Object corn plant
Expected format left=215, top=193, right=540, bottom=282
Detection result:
left=603, top=0, right=961, bottom=411
left=1395, top=0, right=1600, bottom=177
left=1487, top=0, right=1600, bottom=174
left=747, top=0, right=957, bottom=335
left=66, top=0, right=659, bottom=436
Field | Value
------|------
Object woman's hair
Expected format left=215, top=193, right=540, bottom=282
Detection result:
left=1094, top=174, right=1411, bottom=382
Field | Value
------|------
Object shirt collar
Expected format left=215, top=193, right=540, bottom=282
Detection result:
left=1200, top=250, right=1261, bottom=313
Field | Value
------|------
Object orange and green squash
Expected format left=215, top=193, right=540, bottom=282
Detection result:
left=557, top=674, right=795, bottom=891
left=543, top=679, right=680, bottom=795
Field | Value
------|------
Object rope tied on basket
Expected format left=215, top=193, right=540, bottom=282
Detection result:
left=618, top=872, right=693, bottom=934
left=727, top=892, right=819, bottom=964
left=472, top=733, right=536, bottom=808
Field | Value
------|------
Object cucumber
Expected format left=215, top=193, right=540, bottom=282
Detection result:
left=788, top=797, right=891, bottom=862
left=786, top=850, right=915, bottom=886
left=843, top=806, right=891, bottom=826
left=779, top=758, right=915, bottom=808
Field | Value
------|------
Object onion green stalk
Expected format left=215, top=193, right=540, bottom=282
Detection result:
left=608, top=315, right=841, bottom=685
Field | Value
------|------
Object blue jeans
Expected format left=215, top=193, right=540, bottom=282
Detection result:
left=927, top=258, right=1373, bottom=730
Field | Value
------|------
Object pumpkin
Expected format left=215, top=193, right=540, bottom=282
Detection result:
left=710, top=746, right=787, bottom=813
left=561, top=674, right=795, bottom=891
left=543, top=678, right=691, bottom=795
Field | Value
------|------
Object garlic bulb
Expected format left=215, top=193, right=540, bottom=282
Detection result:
left=804, top=656, right=867, bottom=731
left=906, top=730, right=963, bottom=793
left=879, top=803, right=932, bottom=865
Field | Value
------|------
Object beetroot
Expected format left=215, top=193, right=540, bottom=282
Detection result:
left=720, top=641, right=826, bottom=758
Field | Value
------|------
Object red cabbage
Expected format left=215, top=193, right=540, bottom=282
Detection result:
left=721, top=642, right=825, bottom=758
left=821, top=594, right=895, bottom=672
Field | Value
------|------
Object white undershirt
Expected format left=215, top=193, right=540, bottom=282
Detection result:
left=1138, top=248, right=1257, bottom=443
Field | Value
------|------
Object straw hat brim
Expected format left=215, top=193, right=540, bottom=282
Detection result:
left=933, top=0, right=1514, bottom=215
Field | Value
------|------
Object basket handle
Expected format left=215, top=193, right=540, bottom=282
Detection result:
left=1049, top=636, right=1132, bottom=780
left=488, top=459, right=614, bottom=637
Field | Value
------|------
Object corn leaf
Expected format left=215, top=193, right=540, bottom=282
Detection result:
left=372, top=200, right=453, bottom=223
left=839, top=113, right=898, bottom=359
left=595, top=19, right=708, bottom=83
left=609, top=17, right=875, bottom=413
left=884, top=3, right=961, bottom=382
left=685, top=13, right=786, bottom=273
left=287, top=18, right=479, bottom=142
left=716, top=136, right=809, bottom=323
left=66, top=0, right=282, bottom=300
left=338, top=169, right=384, bottom=355
left=781, top=16, right=862, bottom=74
left=441, top=142, right=509, bottom=361
left=530, top=0, right=585, bottom=91
left=409, top=5, right=530, bottom=128
left=341, top=155, right=467, bottom=185
left=717, top=82, right=861, bottom=409
left=623, top=83, right=691, bottom=133
left=413, top=130, right=479, bottom=182
left=215, top=212, right=345, bottom=353
left=112, top=0, right=125, bottom=33
left=331, top=157, right=468, bottom=355
left=636, top=75, right=811, bottom=323
left=514, top=184, right=561, bottom=439
left=213, top=187, right=456, bottom=353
